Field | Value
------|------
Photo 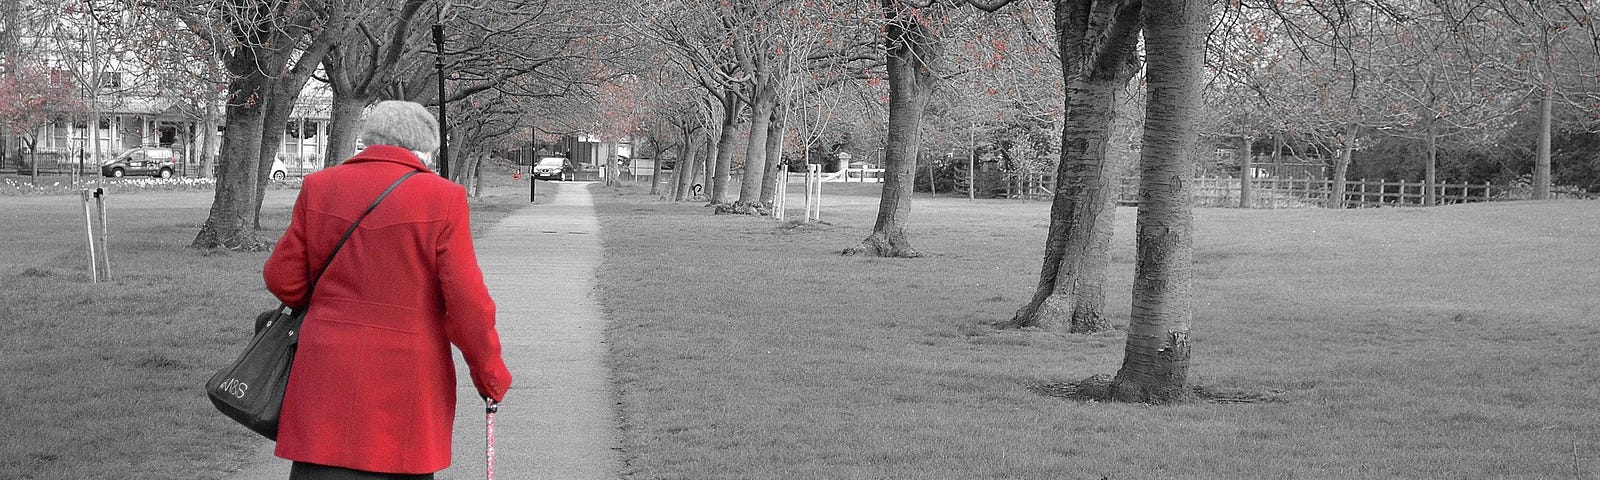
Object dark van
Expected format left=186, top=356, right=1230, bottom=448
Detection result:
left=101, top=147, right=179, bottom=178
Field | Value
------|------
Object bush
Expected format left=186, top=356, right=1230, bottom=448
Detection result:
left=913, top=160, right=966, bottom=193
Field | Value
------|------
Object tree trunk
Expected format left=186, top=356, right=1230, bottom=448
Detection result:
left=1107, top=0, right=1207, bottom=405
left=253, top=80, right=295, bottom=229
left=648, top=139, right=664, bottom=196
left=252, top=33, right=332, bottom=227
left=1424, top=121, right=1437, bottom=206
left=733, top=83, right=777, bottom=213
left=1330, top=123, right=1355, bottom=209
left=191, top=0, right=328, bottom=250
left=192, top=75, right=271, bottom=250
left=458, top=128, right=478, bottom=185
left=1012, top=0, right=1142, bottom=332
left=1534, top=85, right=1552, bottom=200
left=199, top=102, right=218, bottom=178
left=711, top=95, right=740, bottom=206
left=1270, top=134, right=1282, bottom=175
left=843, top=0, right=938, bottom=258
left=703, top=128, right=718, bottom=200
left=759, top=104, right=787, bottom=206
left=464, top=152, right=484, bottom=197
left=1239, top=135, right=1252, bottom=208
left=1012, top=76, right=1124, bottom=332
left=325, top=92, right=369, bottom=167
left=26, top=140, right=38, bottom=181
left=675, top=131, right=702, bottom=201
left=604, top=141, right=620, bottom=187
left=1534, top=23, right=1555, bottom=201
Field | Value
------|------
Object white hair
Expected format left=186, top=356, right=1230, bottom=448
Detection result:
left=357, top=101, right=440, bottom=153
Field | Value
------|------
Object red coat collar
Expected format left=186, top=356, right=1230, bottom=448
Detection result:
left=343, top=144, right=434, bottom=173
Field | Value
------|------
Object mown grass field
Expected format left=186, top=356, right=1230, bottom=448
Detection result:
left=0, top=177, right=527, bottom=480
left=595, top=181, right=1600, bottom=479
left=2, top=173, right=1597, bottom=479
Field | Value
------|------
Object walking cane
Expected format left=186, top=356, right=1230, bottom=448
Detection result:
left=485, top=398, right=499, bottom=480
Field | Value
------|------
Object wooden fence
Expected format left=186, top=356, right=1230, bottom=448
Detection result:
left=818, top=167, right=885, bottom=183
left=1002, top=173, right=1567, bottom=208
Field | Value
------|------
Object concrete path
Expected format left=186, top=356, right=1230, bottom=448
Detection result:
left=221, top=182, right=622, bottom=480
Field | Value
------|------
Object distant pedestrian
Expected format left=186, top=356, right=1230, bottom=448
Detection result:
left=263, top=100, right=513, bottom=480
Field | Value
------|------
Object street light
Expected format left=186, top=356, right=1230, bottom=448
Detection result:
left=432, top=23, right=450, bottom=180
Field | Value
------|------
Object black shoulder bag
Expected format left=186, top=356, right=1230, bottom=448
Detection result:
left=207, top=170, right=420, bottom=440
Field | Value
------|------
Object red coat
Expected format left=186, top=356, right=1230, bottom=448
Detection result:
left=263, top=145, right=512, bottom=474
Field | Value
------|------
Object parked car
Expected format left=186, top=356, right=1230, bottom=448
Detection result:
left=532, top=156, right=575, bottom=181
left=270, top=158, right=289, bottom=180
left=101, top=147, right=179, bottom=178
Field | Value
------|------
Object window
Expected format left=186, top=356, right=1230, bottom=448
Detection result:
left=50, top=70, right=75, bottom=88
left=43, top=121, right=70, bottom=151
left=98, top=72, right=122, bottom=90
left=70, top=120, right=87, bottom=148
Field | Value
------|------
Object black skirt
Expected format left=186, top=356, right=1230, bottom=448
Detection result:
left=289, top=462, right=435, bottom=480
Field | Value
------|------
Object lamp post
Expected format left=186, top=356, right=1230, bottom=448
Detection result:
left=432, top=23, right=450, bottom=180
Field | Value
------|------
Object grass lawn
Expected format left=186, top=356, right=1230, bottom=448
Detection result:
left=0, top=176, right=529, bottom=479
left=595, top=181, right=1600, bottom=479
left=4, top=172, right=1597, bottom=479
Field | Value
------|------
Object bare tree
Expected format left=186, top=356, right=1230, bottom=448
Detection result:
left=628, top=0, right=749, bottom=204
left=1450, top=0, right=1600, bottom=199
left=317, top=0, right=436, bottom=166
left=841, top=0, right=948, bottom=257
left=724, top=0, right=788, bottom=214
left=162, top=0, right=335, bottom=250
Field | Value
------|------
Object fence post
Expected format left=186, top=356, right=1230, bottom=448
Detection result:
left=1330, top=177, right=1341, bottom=208
left=1271, top=175, right=1281, bottom=209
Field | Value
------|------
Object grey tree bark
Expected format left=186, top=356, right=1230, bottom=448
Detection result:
left=711, top=93, right=741, bottom=206
left=1330, top=123, right=1356, bottom=209
left=191, top=7, right=318, bottom=250
left=1107, top=0, right=1207, bottom=405
left=758, top=105, right=787, bottom=207
left=843, top=0, right=940, bottom=258
left=1535, top=85, right=1552, bottom=200
left=730, top=82, right=778, bottom=213
left=1238, top=135, right=1252, bottom=207
left=1011, top=0, right=1142, bottom=333
left=673, top=128, right=702, bottom=201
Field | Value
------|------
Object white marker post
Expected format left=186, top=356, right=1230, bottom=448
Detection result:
left=80, top=190, right=98, bottom=283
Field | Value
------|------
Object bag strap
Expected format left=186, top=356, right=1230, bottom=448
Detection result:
left=304, top=170, right=422, bottom=298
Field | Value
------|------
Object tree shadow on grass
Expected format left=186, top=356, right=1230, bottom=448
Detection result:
left=1028, top=374, right=1288, bottom=405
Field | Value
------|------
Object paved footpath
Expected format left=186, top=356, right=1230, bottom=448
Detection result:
left=221, top=182, right=622, bottom=480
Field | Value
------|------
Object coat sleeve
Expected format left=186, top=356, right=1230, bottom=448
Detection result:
left=436, top=189, right=513, bottom=402
left=264, top=187, right=313, bottom=310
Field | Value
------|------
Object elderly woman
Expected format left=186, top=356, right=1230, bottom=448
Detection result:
left=263, top=100, right=512, bottom=480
